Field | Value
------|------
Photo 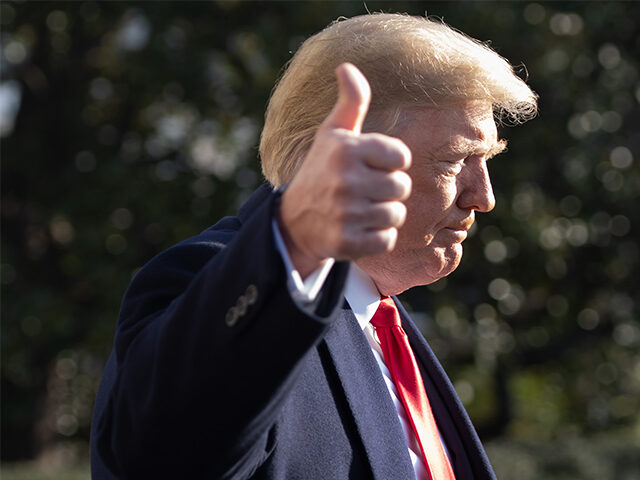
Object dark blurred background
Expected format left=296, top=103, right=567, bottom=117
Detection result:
left=2, top=1, right=639, bottom=478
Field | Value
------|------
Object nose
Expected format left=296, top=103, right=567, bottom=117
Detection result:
left=457, top=157, right=495, bottom=213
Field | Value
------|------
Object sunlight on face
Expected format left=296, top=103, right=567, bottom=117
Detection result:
left=358, top=102, right=505, bottom=296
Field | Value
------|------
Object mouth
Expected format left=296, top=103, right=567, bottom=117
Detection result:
left=446, top=216, right=475, bottom=233
left=442, top=218, right=474, bottom=241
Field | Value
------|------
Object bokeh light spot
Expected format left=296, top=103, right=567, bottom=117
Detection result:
left=488, top=278, right=511, bottom=301
left=523, top=3, right=545, bottom=25
left=609, top=146, right=633, bottom=169
left=46, top=10, right=69, bottom=32
left=577, top=308, right=600, bottom=330
left=485, top=239, right=508, bottom=263
left=598, top=44, right=621, bottom=70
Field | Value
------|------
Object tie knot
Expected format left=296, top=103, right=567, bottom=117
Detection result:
left=370, top=297, right=401, bottom=328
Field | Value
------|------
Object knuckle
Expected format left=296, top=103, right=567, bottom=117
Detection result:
left=366, top=228, right=397, bottom=254
left=336, top=136, right=360, bottom=160
left=338, top=202, right=365, bottom=225
left=379, top=204, right=395, bottom=225
left=332, top=204, right=351, bottom=228
left=397, top=140, right=412, bottom=169
left=387, top=173, right=403, bottom=196
left=376, top=171, right=409, bottom=200
left=351, top=229, right=385, bottom=255
left=383, top=137, right=412, bottom=169
left=329, top=171, right=354, bottom=199
left=392, top=202, right=407, bottom=227
left=393, top=171, right=412, bottom=199
left=335, top=229, right=358, bottom=257
left=334, top=226, right=398, bottom=260
left=379, top=202, right=406, bottom=228
left=324, top=135, right=358, bottom=170
left=360, top=132, right=387, bottom=146
left=382, top=228, right=398, bottom=251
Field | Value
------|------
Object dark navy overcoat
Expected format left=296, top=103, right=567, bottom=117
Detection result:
left=90, top=184, right=496, bottom=479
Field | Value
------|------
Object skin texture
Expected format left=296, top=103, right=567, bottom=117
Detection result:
left=279, top=63, right=504, bottom=295
left=358, top=105, right=505, bottom=296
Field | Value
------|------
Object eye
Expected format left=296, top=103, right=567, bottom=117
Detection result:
left=442, top=158, right=464, bottom=175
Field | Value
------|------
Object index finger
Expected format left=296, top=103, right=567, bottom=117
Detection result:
left=357, top=133, right=412, bottom=171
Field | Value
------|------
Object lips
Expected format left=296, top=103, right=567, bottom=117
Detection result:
left=446, top=217, right=474, bottom=232
left=444, top=227, right=468, bottom=239
left=441, top=217, right=474, bottom=242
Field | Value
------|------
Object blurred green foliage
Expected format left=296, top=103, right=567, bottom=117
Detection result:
left=2, top=0, right=639, bottom=475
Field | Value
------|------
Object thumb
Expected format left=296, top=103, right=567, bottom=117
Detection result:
left=321, top=63, right=371, bottom=134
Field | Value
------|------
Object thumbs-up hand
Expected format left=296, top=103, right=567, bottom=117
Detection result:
left=278, top=63, right=412, bottom=278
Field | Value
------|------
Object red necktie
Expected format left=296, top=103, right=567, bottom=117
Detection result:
left=371, top=297, right=456, bottom=480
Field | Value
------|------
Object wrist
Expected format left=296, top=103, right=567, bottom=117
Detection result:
left=276, top=195, right=325, bottom=279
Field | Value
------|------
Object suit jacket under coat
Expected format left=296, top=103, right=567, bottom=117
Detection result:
left=90, top=184, right=497, bottom=479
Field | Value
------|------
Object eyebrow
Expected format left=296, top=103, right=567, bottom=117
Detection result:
left=487, top=139, right=508, bottom=159
left=447, top=138, right=508, bottom=160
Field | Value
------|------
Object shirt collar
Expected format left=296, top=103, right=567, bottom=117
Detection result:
left=344, top=263, right=381, bottom=331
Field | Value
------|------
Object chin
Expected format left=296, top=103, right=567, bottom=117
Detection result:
left=429, top=245, right=463, bottom=280
left=380, top=260, right=462, bottom=296
left=362, top=244, right=464, bottom=295
left=439, top=260, right=461, bottom=279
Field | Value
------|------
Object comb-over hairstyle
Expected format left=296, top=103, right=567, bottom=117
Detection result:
left=260, top=13, right=538, bottom=186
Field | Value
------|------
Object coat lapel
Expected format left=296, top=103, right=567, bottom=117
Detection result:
left=322, top=308, right=416, bottom=480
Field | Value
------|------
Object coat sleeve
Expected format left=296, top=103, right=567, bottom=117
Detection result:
left=93, top=190, right=349, bottom=478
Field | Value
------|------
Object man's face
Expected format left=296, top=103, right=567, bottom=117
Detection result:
left=358, top=102, right=505, bottom=295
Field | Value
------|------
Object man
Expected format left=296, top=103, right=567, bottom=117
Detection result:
left=91, top=13, right=537, bottom=479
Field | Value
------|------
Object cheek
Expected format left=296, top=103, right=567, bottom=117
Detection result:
left=408, top=175, right=457, bottom=215
left=435, top=174, right=459, bottom=198
left=401, top=189, right=450, bottom=241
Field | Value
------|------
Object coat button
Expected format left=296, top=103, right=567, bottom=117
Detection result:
left=246, top=284, right=258, bottom=305
left=225, top=306, right=239, bottom=326
left=236, top=295, right=248, bottom=315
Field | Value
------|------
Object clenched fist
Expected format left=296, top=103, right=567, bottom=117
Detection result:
left=278, top=63, right=412, bottom=278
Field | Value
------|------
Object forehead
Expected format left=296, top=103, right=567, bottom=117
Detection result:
left=396, top=103, right=500, bottom=157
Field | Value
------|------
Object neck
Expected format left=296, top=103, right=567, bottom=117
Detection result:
left=355, top=261, right=405, bottom=297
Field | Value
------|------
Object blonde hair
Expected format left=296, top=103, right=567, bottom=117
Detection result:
left=260, top=13, right=538, bottom=186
